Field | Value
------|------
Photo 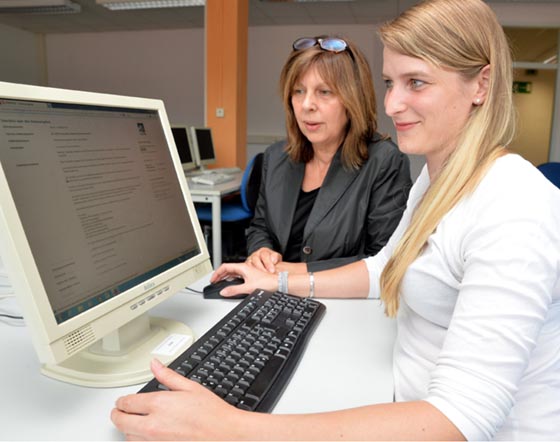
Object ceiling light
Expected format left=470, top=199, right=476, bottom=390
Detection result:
left=96, top=0, right=205, bottom=10
left=0, top=0, right=80, bottom=14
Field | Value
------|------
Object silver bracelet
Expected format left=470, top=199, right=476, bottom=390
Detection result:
left=278, top=271, right=289, bottom=293
left=308, top=272, right=315, bottom=298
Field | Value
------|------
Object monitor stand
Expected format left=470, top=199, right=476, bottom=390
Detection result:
left=185, top=166, right=209, bottom=177
left=42, top=314, right=194, bottom=388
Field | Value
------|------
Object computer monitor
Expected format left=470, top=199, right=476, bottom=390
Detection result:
left=170, top=125, right=197, bottom=173
left=0, top=81, right=212, bottom=387
left=189, top=126, right=216, bottom=170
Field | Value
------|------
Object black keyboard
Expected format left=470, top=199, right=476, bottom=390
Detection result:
left=138, top=289, right=326, bottom=412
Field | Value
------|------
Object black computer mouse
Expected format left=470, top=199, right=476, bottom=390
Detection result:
left=203, top=277, right=248, bottom=299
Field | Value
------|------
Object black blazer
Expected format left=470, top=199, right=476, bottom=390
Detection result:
left=246, top=134, right=412, bottom=271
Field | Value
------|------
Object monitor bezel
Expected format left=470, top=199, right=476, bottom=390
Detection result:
left=170, top=124, right=197, bottom=173
left=0, top=81, right=212, bottom=366
left=189, top=126, right=216, bottom=168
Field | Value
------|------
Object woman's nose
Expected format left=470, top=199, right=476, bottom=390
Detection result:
left=301, top=92, right=316, bottom=111
left=384, top=88, right=406, bottom=117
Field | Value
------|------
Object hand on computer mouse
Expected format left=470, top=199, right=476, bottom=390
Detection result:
left=211, top=263, right=278, bottom=297
left=203, top=277, right=247, bottom=299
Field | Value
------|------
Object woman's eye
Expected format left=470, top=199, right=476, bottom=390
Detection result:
left=383, top=79, right=393, bottom=89
left=318, top=89, right=332, bottom=96
left=410, top=79, right=426, bottom=89
left=293, top=88, right=304, bottom=96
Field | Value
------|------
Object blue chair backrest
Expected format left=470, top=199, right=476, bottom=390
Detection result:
left=537, top=162, right=560, bottom=189
left=240, top=153, right=264, bottom=213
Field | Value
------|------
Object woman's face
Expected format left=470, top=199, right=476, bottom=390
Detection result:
left=291, top=65, right=348, bottom=152
left=382, top=48, right=480, bottom=177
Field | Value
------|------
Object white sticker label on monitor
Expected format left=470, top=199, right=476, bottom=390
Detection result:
left=152, top=333, right=193, bottom=356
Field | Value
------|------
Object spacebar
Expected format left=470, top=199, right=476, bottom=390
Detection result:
left=244, top=355, right=285, bottom=402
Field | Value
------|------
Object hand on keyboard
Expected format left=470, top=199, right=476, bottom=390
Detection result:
left=138, top=289, right=325, bottom=412
left=191, top=173, right=235, bottom=186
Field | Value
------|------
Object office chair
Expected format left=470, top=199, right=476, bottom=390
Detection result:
left=196, top=153, right=264, bottom=260
left=536, top=162, right=560, bottom=189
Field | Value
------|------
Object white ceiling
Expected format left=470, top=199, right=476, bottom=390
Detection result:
left=0, top=0, right=558, bottom=34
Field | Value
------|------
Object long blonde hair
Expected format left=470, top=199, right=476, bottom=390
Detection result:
left=379, top=0, right=516, bottom=317
left=279, top=37, right=377, bottom=169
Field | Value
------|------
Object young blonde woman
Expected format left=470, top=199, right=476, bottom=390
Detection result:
left=111, top=0, right=560, bottom=439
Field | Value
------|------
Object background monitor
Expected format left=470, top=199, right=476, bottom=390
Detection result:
left=0, top=81, right=212, bottom=387
left=189, top=126, right=216, bottom=170
left=171, top=125, right=197, bottom=173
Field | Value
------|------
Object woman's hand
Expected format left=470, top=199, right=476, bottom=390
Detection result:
left=210, top=262, right=278, bottom=297
left=111, top=359, right=247, bottom=441
left=246, top=247, right=282, bottom=273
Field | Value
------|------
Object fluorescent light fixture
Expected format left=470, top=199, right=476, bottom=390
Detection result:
left=96, top=0, right=205, bottom=10
left=0, top=0, right=80, bottom=13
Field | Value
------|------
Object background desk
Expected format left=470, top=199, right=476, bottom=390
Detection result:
left=0, top=275, right=396, bottom=441
left=188, top=172, right=243, bottom=268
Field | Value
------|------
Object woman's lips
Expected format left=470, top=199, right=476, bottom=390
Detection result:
left=394, top=121, right=418, bottom=131
left=304, top=121, right=321, bottom=131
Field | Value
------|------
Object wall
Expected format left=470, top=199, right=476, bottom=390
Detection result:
left=510, top=69, right=556, bottom=166
left=491, top=3, right=560, bottom=27
left=0, top=23, right=45, bottom=85
left=490, top=2, right=560, bottom=163
left=46, top=28, right=205, bottom=128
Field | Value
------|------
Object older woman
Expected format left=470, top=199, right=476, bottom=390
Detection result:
left=246, top=36, right=411, bottom=273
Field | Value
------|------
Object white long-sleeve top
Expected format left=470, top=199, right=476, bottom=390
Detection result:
left=365, top=154, right=560, bottom=441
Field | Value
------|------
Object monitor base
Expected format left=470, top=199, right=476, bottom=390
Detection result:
left=41, top=315, right=194, bottom=388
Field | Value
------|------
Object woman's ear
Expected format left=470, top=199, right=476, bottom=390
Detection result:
left=473, top=64, right=490, bottom=106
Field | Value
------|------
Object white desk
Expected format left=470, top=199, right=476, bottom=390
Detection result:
left=188, top=172, right=243, bottom=268
left=0, top=275, right=396, bottom=441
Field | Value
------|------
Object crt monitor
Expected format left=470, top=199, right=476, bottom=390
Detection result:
left=0, top=81, right=212, bottom=387
left=171, top=125, right=197, bottom=173
left=189, top=126, right=216, bottom=170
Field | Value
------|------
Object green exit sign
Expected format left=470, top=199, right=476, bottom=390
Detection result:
left=513, top=81, right=532, bottom=94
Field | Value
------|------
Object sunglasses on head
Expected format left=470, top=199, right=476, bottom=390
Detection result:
left=292, top=37, right=349, bottom=54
